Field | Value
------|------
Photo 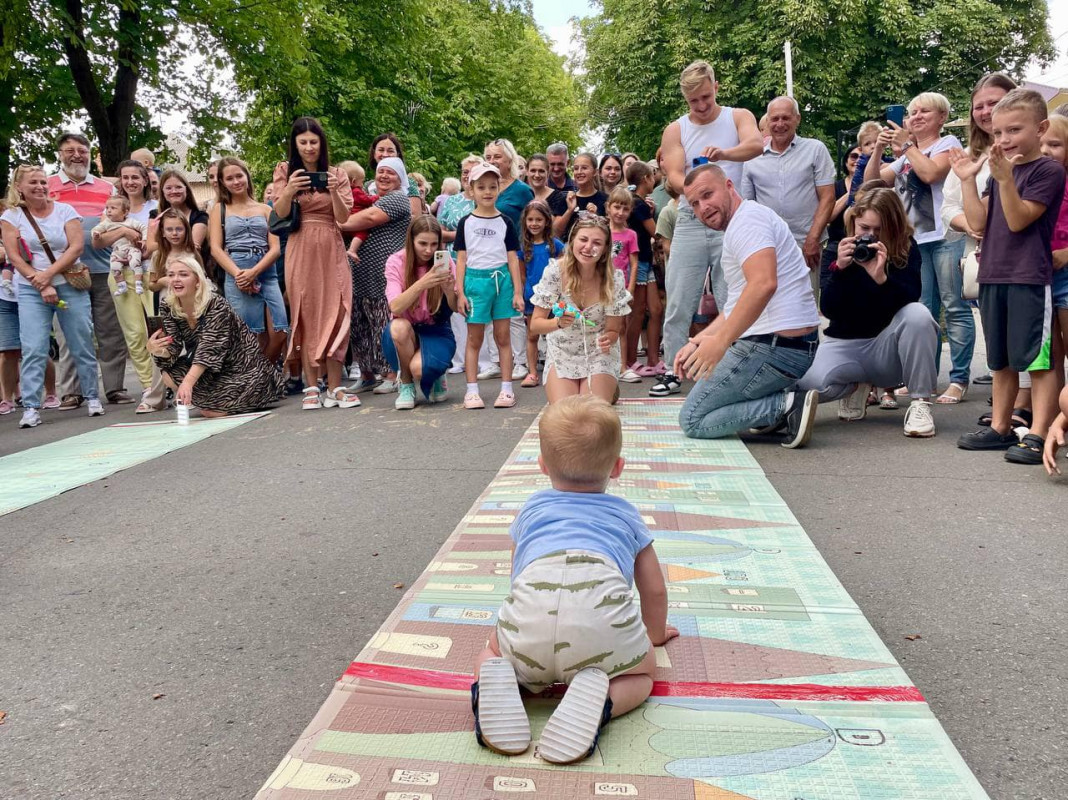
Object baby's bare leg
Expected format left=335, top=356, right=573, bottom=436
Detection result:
left=607, top=646, right=656, bottom=717
left=474, top=627, right=503, bottom=679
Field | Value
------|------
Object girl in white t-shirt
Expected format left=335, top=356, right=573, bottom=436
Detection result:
left=528, top=217, right=632, bottom=404
left=0, top=166, right=102, bottom=428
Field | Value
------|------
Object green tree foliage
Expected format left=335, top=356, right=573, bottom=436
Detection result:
left=579, top=0, right=1056, bottom=155
left=234, top=0, right=585, bottom=187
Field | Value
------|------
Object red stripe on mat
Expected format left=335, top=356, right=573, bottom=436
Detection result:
left=342, top=661, right=925, bottom=702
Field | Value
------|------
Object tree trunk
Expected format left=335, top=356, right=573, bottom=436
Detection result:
left=61, top=0, right=143, bottom=176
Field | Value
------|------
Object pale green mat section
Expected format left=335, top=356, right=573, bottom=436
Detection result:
left=0, top=413, right=267, bottom=516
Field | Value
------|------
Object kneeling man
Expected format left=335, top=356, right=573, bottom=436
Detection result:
left=676, top=164, right=821, bottom=448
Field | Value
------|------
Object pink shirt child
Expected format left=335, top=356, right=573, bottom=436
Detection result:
left=611, top=228, right=638, bottom=276
left=1052, top=177, right=1068, bottom=253
left=384, top=249, right=456, bottom=325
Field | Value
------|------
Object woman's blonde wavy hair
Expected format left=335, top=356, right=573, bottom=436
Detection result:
left=164, top=254, right=214, bottom=318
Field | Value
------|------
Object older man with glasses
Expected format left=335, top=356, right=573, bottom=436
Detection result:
left=47, top=133, right=134, bottom=408
left=545, top=142, right=577, bottom=192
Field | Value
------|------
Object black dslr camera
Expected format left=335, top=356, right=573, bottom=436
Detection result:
left=853, top=234, right=878, bottom=264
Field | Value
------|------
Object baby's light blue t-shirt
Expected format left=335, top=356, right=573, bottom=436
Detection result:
left=510, top=489, right=654, bottom=585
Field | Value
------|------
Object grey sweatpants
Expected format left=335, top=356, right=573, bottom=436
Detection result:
left=797, top=303, right=938, bottom=401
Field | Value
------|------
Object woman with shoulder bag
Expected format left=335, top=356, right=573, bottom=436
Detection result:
left=0, top=165, right=103, bottom=428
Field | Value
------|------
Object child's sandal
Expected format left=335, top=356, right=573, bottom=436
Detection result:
left=538, top=667, right=613, bottom=764
left=471, top=658, right=530, bottom=755
left=521, top=373, right=540, bottom=388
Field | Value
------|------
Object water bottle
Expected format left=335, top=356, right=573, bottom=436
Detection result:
left=176, top=401, right=190, bottom=426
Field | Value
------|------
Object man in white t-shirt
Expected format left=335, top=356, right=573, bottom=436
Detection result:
left=674, top=165, right=822, bottom=448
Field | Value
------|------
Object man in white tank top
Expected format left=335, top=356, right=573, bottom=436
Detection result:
left=653, top=60, right=762, bottom=397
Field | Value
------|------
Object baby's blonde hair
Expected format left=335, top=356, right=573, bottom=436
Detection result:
left=338, top=160, right=365, bottom=185
left=857, top=121, right=881, bottom=145
left=539, top=396, right=622, bottom=488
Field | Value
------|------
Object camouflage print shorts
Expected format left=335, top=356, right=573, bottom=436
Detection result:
left=496, top=550, right=651, bottom=692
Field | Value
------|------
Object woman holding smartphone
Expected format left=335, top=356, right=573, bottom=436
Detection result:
left=271, top=117, right=360, bottom=411
left=382, top=215, right=457, bottom=410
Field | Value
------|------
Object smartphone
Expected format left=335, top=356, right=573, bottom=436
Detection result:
left=886, top=104, right=906, bottom=128
left=146, top=315, right=164, bottom=336
left=433, top=250, right=450, bottom=273
left=306, top=171, right=330, bottom=190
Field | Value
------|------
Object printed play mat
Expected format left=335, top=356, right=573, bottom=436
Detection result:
left=0, top=413, right=267, bottom=517
left=255, top=399, right=988, bottom=799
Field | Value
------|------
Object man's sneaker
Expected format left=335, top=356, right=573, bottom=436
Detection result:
left=19, top=408, right=42, bottom=428
left=477, top=364, right=502, bottom=380
left=903, top=399, right=936, bottom=438
left=837, top=382, right=871, bottom=422
left=512, top=364, right=528, bottom=380
left=957, top=427, right=1017, bottom=450
left=87, top=398, right=105, bottom=417
left=1004, top=433, right=1045, bottom=464
left=347, top=377, right=380, bottom=394
left=373, top=379, right=399, bottom=395
left=781, top=389, right=819, bottom=449
left=394, top=382, right=416, bottom=410
left=649, top=373, right=681, bottom=397
left=620, top=367, right=642, bottom=383
left=429, top=376, right=448, bottom=403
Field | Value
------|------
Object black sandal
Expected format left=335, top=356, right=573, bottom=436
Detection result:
left=978, top=407, right=1032, bottom=428
left=1004, top=433, right=1045, bottom=465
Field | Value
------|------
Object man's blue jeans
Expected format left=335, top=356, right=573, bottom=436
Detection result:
left=680, top=335, right=818, bottom=439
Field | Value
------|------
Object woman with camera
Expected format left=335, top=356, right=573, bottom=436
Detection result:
left=796, top=187, right=940, bottom=438
left=271, top=117, right=359, bottom=411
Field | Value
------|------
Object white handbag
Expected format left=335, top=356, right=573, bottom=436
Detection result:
left=960, top=247, right=980, bottom=301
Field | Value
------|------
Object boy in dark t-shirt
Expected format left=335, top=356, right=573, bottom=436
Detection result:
left=952, top=88, right=1068, bottom=463
left=623, top=160, right=665, bottom=376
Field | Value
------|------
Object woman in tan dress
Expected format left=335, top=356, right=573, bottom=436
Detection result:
left=272, top=116, right=361, bottom=411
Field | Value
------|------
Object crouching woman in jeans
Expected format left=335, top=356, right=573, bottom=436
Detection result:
left=382, top=215, right=458, bottom=410
left=796, top=187, right=940, bottom=437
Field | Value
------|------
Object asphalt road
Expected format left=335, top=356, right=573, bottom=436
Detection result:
left=1, top=362, right=1065, bottom=799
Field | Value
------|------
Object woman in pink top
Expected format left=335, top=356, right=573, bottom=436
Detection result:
left=383, top=215, right=459, bottom=409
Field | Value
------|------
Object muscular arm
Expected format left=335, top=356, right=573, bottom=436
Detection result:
left=697, top=248, right=777, bottom=345
left=722, top=108, right=764, bottom=163
left=660, top=120, right=687, bottom=196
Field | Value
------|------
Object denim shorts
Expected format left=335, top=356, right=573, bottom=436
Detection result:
left=636, top=260, right=652, bottom=285
left=223, top=250, right=289, bottom=334
left=1053, top=268, right=1068, bottom=310
left=0, top=297, right=19, bottom=351
left=464, top=266, right=519, bottom=324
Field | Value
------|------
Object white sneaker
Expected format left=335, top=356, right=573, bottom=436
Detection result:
left=372, top=378, right=398, bottom=394
left=511, top=364, right=528, bottom=380
left=19, top=408, right=42, bottom=428
left=87, top=398, right=105, bottom=417
left=837, top=382, right=871, bottom=422
left=619, top=368, right=642, bottom=384
left=446, top=365, right=464, bottom=374
left=477, top=365, right=502, bottom=380
left=903, top=399, right=936, bottom=438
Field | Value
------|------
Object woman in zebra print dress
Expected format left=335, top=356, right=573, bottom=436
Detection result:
left=148, top=255, right=284, bottom=415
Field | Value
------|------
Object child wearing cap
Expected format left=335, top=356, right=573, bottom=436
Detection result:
left=470, top=395, right=678, bottom=764
left=454, top=161, right=525, bottom=409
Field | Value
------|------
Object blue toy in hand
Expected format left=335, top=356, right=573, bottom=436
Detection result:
left=552, top=300, right=596, bottom=327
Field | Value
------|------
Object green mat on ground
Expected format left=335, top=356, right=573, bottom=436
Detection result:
left=0, top=413, right=267, bottom=517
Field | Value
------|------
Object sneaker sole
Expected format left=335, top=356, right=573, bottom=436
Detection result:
left=538, top=668, right=609, bottom=764
left=956, top=438, right=1016, bottom=451
left=395, top=402, right=416, bottom=410
left=648, top=385, right=680, bottom=397
left=19, top=420, right=42, bottom=428
left=476, top=659, right=530, bottom=755
left=782, top=390, right=818, bottom=449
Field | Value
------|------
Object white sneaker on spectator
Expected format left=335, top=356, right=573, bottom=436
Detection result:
left=511, top=364, right=528, bottom=380
left=837, top=382, right=871, bottom=422
left=87, top=398, right=105, bottom=417
left=477, top=365, right=502, bottom=380
left=19, top=408, right=41, bottom=428
left=619, top=368, right=642, bottom=383
left=447, top=365, right=465, bottom=374
left=373, top=379, right=399, bottom=394
left=903, top=399, right=936, bottom=438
